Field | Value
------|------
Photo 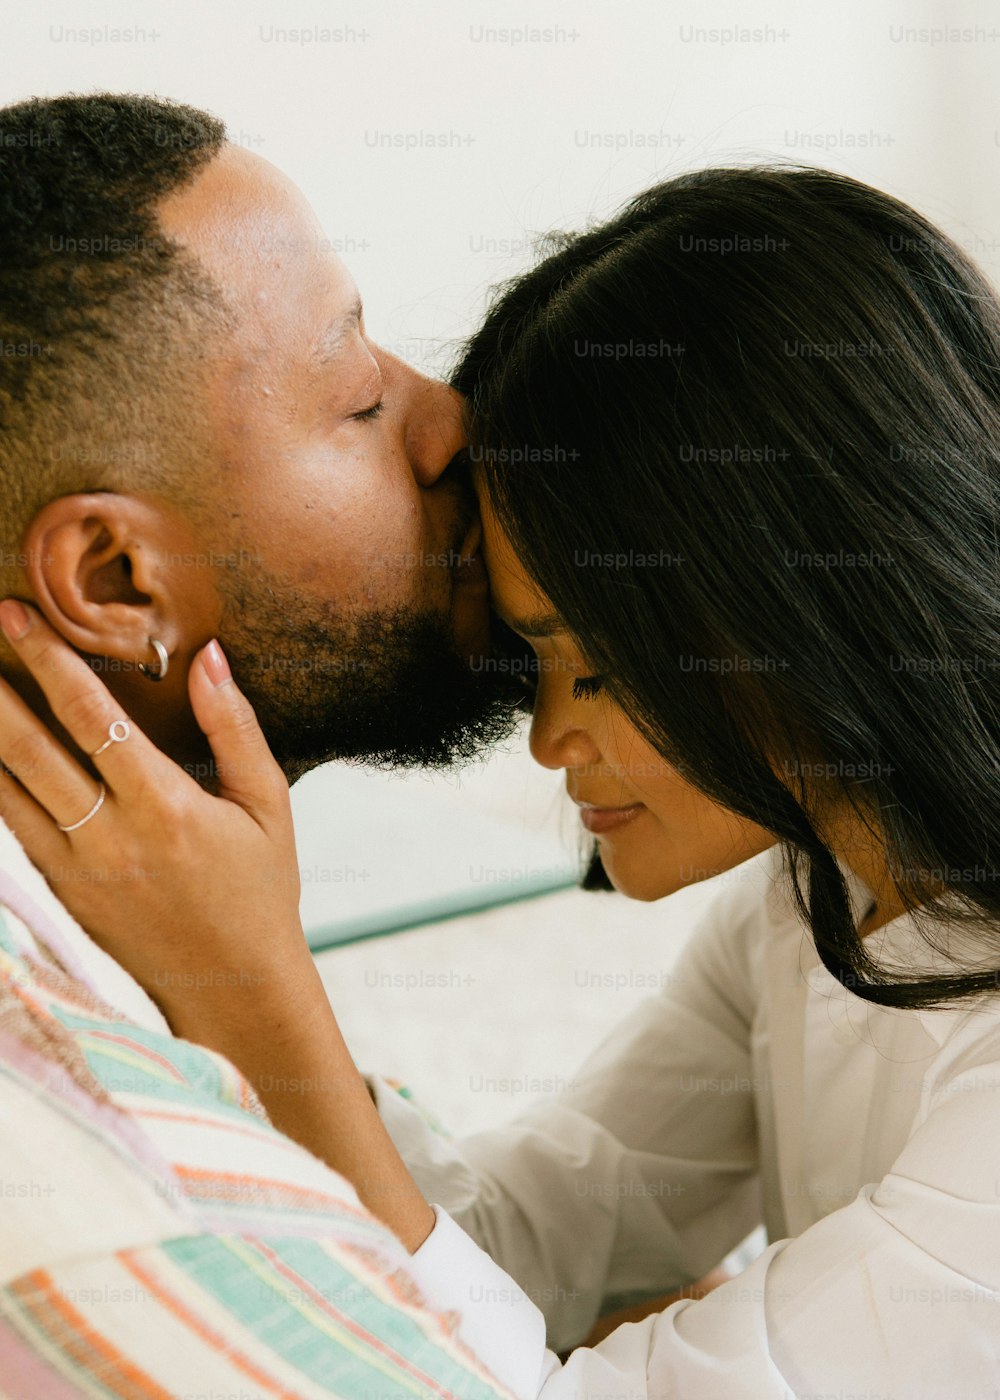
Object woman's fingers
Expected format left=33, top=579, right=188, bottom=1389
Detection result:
left=0, top=657, right=106, bottom=834
left=0, top=600, right=284, bottom=834
left=0, top=601, right=170, bottom=811
left=0, top=762, right=72, bottom=865
left=188, top=640, right=288, bottom=821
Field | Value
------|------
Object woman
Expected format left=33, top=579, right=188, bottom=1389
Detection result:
left=1, top=164, right=999, bottom=1394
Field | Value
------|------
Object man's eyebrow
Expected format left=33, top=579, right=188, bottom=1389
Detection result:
left=312, top=298, right=363, bottom=365
left=497, top=610, right=565, bottom=639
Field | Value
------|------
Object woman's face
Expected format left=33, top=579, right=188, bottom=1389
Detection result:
left=482, top=497, right=777, bottom=900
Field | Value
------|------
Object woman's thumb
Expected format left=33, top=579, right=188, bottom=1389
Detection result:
left=188, top=640, right=286, bottom=814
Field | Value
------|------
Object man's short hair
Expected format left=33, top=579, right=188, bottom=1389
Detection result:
left=0, top=93, right=229, bottom=557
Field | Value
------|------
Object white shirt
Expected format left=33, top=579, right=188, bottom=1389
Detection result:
left=376, top=846, right=1000, bottom=1396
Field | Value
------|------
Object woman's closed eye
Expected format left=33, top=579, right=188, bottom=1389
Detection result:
left=351, top=398, right=385, bottom=423
left=572, top=675, right=605, bottom=701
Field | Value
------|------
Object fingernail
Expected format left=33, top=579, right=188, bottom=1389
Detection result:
left=202, top=638, right=232, bottom=688
left=0, top=600, right=31, bottom=641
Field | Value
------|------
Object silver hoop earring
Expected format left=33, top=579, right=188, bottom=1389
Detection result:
left=137, top=637, right=170, bottom=683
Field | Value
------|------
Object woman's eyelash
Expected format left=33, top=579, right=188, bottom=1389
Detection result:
left=572, top=675, right=605, bottom=701
left=352, top=399, right=384, bottom=422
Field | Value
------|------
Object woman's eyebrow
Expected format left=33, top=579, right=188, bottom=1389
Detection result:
left=497, top=609, right=565, bottom=639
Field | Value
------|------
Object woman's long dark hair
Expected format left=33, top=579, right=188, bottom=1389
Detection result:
left=456, top=165, right=1000, bottom=1011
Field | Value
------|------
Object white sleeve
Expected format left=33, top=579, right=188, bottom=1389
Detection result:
left=414, top=1040, right=1000, bottom=1399
left=371, top=855, right=775, bottom=1352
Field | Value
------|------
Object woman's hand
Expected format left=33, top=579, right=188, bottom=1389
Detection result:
left=0, top=599, right=307, bottom=1026
left=0, top=599, right=436, bottom=1251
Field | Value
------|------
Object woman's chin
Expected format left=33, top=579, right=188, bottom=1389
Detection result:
left=595, top=819, right=777, bottom=903
left=596, top=844, right=689, bottom=902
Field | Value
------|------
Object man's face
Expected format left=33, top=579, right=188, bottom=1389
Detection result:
left=157, top=145, right=516, bottom=779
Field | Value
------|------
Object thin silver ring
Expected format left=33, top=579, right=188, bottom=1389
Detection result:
left=57, top=782, right=106, bottom=833
left=138, top=638, right=169, bottom=683
left=91, top=718, right=131, bottom=759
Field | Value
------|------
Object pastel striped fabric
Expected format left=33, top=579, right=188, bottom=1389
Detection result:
left=0, top=824, right=515, bottom=1400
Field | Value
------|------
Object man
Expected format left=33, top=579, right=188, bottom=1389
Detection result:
left=0, top=93, right=720, bottom=1395
left=0, top=91, right=547, bottom=1397
left=0, top=92, right=517, bottom=786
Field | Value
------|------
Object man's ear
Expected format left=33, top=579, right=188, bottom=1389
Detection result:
left=22, top=492, right=220, bottom=686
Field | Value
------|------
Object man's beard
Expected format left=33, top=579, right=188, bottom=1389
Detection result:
left=216, top=571, right=522, bottom=784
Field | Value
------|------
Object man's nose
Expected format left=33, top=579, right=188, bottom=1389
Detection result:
left=393, top=356, right=467, bottom=489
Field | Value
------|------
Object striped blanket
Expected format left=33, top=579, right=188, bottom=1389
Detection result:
left=0, top=815, right=518, bottom=1399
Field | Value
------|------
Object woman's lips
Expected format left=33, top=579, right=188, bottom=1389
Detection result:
left=576, top=802, right=646, bottom=834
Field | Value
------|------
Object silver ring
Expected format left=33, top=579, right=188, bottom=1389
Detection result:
left=91, top=718, right=131, bottom=759
left=57, top=782, right=106, bottom=833
left=138, top=638, right=169, bottom=683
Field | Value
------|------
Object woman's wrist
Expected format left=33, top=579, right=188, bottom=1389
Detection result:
left=156, top=941, right=435, bottom=1253
left=156, top=925, right=320, bottom=1046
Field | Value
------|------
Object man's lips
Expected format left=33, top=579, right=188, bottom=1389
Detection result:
left=572, top=797, right=646, bottom=835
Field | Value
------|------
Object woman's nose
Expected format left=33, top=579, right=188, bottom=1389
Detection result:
left=529, top=705, right=603, bottom=773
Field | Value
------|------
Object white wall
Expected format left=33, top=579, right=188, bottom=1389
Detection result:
left=7, top=0, right=1000, bottom=377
